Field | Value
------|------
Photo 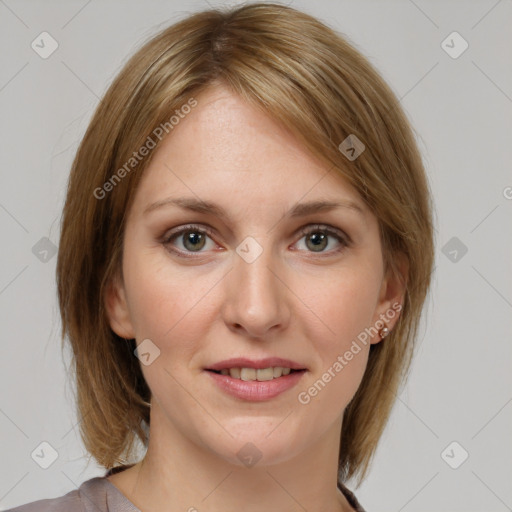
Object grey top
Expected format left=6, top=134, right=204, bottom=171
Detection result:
left=6, top=467, right=366, bottom=512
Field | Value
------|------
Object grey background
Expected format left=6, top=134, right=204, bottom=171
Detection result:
left=1, top=0, right=511, bottom=511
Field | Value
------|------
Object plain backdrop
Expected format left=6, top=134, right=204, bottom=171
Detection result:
left=1, top=1, right=511, bottom=511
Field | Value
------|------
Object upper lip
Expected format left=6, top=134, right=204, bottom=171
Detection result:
left=206, top=357, right=307, bottom=371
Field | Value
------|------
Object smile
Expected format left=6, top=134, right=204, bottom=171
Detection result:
left=205, top=368, right=307, bottom=401
left=209, top=366, right=300, bottom=381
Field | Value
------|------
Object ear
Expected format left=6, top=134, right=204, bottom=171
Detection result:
left=104, top=271, right=136, bottom=339
left=370, top=252, right=408, bottom=345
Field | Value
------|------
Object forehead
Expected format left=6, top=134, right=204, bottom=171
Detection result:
left=171, top=84, right=323, bottom=173
left=130, top=84, right=367, bottom=220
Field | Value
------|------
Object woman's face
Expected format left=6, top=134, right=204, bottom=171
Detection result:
left=106, top=83, right=404, bottom=467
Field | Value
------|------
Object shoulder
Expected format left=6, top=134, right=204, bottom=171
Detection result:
left=5, top=477, right=111, bottom=512
left=5, top=488, right=82, bottom=512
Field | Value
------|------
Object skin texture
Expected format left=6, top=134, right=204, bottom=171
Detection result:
left=105, top=83, right=405, bottom=512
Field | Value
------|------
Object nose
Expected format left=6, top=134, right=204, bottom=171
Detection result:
left=222, top=241, right=290, bottom=339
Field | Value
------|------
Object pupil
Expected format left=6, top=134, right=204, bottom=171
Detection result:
left=308, top=232, right=326, bottom=251
left=185, top=232, right=204, bottom=251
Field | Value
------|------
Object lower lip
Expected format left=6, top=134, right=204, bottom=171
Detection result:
left=205, top=370, right=306, bottom=401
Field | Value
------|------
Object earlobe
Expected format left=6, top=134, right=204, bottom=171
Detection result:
left=104, top=272, right=136, bottom=339
left=372, top=252, right=408, bottom=343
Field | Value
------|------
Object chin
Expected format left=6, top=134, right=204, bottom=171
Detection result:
left=200, top=418, right=311, bottom=468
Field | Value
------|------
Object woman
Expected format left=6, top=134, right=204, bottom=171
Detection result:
left=8, top=2, right=434, bottom=511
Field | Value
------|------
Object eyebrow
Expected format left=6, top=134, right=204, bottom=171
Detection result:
left=143, top=197, right=365, bottom=220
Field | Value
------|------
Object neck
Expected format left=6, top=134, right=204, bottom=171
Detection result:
left=109, top=401, right=353, bottom=512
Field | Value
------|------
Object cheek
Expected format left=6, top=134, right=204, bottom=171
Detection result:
left=301, top=265, right=381, bottom=353
left=296, top=294, right=372, bottom=418
left=122, top=246, right=213, bottom=347
left=295, top=266, right=380, bottom=405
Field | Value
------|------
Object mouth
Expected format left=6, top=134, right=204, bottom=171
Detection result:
left=204, top=367, right=307, bottom=402
left=204, top=357, right=308, bottom=382
left=205, top=367, right=306, bottom=381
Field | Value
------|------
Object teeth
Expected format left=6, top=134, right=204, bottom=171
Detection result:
left=240, top=368, right=256, bottom=381
left=229, top=367, right=240, bottom=379
left=217, top=367, right=297, bottom=381
left=255, top=368, right=274, bottom=381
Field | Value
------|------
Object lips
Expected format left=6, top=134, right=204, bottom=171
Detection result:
left=205, top=357, right=307, bottom=372
left=205, top=366, right=306, bottom=401
left=204, top=357, right=308, bottom=401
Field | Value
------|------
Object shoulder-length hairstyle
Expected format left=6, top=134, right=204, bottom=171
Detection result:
left=57, top=2, right=434, bottom=486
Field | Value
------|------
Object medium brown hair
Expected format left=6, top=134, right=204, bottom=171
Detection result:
left=57, top=2, right=434, bottom=485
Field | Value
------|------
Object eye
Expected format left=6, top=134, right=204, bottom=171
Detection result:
left=161, top=223, right=350, bottom=258
left=162, top=224, right=217, bottom=257
left=294, top=224, right=350, bottom=255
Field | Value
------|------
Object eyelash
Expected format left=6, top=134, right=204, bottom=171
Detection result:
left=161, top=223, right=350, bottom=259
